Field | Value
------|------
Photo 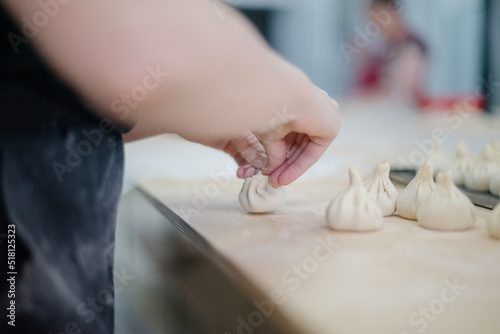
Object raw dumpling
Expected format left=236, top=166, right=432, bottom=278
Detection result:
left=238, top=175, right=286, bottom=213
left=364, top=161, right=398, bottom=216
left=464, top=144, right=500, bottom=192
left=326, top=165, right=382, bottom=232
left=490, top=173, right=500, bottom=197
left=447, top=141, right=474, bottom=186
left=487, top=203, right=500, bottom=239
left=426, top=142, right=449, bottom=176
left=396, top=162, right=436, bottom=220
left=417, top=171, right=476, bottom=231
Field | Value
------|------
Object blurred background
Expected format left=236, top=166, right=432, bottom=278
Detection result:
left=234, top=0, right=499, bottom=111
left=115, top=1, right=500, bottom=333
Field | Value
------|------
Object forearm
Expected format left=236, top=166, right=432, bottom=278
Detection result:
left=122, top=120, right=163, bottom=143
left=4, top=0, right=315, bottom=139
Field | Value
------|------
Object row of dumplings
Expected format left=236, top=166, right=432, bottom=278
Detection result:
left=325, top=161, right=500, bottom=239
left=426, top=141, right=500, bottom=196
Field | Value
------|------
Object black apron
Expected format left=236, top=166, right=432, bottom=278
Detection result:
left=0, top=5, right=125, bottom=334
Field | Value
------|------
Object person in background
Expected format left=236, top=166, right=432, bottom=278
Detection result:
left=356, top=0, right=427, bottom=104
left=0, top=0, right=340, bottom=333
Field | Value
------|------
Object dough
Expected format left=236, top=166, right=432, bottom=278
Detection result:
left=488, top=203, right=500, bottom=239
left=396, top=162, right=436, bottom=221
left=426, top=142, right=449, bottom=175
left=464, top=144, right=500, bottom=192
left=326, top=165, right=382, bottom=232
left=448, top=141, right=474, bottom=186
left=490, top=173, right=500, bottom=197
left=417, top=171, right=476, bottom=231
left=238, top=174, right=286, bottom=213
left=364, top=161, right=398, bottom=216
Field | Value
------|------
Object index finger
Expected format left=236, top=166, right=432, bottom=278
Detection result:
left=269, top=136, right=333, bottom=186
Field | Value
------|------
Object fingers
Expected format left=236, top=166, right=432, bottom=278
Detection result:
left=232, top=87, right=340, bottom=185
left=221, top=140, right=253, bottom=168
left=237, top=164, right=259, bottom=178
left=233, top=133, right=268, bottom=170
left=264, top=91, right=340, bottom=186
left=269, top=139, right=330, bottom=187
left=261, top=132, right=304, bottom=175
left=230, top=133, right=269, bottom=179
left=260, top=137, right=288, bottom=175
left=267, top=136, right=309, bottom=186
left=273, top=109, right=338, bottom=186
left=317, top=87, right=339, bottom=110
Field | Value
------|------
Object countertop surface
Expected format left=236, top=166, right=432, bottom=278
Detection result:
left=140, top=177, right=499, bottom=334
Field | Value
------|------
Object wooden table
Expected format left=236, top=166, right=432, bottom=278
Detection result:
left=139, top=176, right=500, bottom=334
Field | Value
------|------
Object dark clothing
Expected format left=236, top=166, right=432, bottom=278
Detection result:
left=0, top=5, right=104, bottom=132
left=0, top=4, right=124, bottom=334
left=0, top=126, right=123, bottom=334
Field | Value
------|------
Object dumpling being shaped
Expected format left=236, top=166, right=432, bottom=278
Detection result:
left=238, top=174, right=286, bottom=213
left=464, top=144, right=500, bottom=192
left=487, top=203, right=500, bottom=239
left=396, top=162, right=436, bottom=221
left=447, top=141, right=474, bottom=186
left=326, top=165, right=382, bottom=232
left=417, top=171, right=476, bottom=231
left=364, top=161, right=398, bottom=216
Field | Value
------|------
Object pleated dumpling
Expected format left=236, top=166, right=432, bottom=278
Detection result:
left=418, top=171, right=476, bottom=231
left=326, top=165, right=382, bottom=232
left=397, top=162, right=436, bottom=221
left=239, top=175, right=286, bottom=213
left=364, top=161, right=398, bottom=216
left=464, top=144, right=500, bottom=192
left=448, top=141, right=474, bottom=186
